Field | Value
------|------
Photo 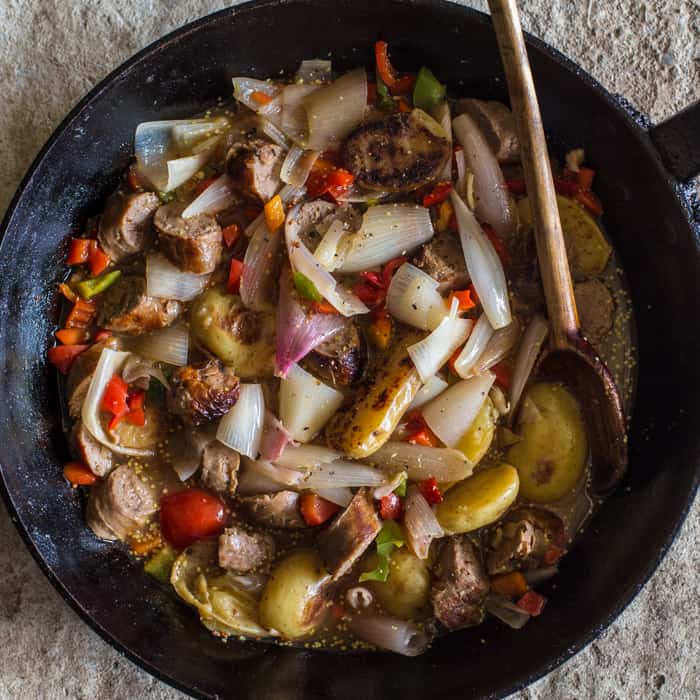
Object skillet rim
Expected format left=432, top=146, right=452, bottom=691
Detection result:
left=0, top=1, right=698, bottom=698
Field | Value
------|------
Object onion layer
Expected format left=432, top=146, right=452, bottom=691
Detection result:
left=134, top=322, right=189, bottom=366
left=386, top=263, right=447, bottom=331
left=182, top=174, right=236, bottom=218
left=408, top=312, right=472, bottom=382
left=404, top=485, right=444, bottom=560
left=453, top=313, right=494, bottom=378
left=510, top=314, right=549, bottom=415
left=348, top=615, right=429, bottom=657
left=146, top=254, right=209, bottom=302
left=408, top=375, right=449, bottom=411
left=216, top=384, right=265, bottom=459
left=364, top=442, right=473, bottom=482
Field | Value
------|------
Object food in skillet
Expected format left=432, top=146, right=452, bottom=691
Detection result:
left=49, top=42, right=632, bottom=655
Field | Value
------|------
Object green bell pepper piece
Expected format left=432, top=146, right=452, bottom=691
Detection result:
left=413, top=66, right=446, bottom=113
left=359, top=520, right=405, bottom=583
left=293, top=271, right=322, bottom=302
left=76, top=270, right=121, bottom=299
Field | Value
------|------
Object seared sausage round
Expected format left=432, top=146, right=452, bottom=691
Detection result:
left=238, top=491, right=306, bottom=529
left=301, top=319, right=365, bottom=387
left=71, top=421, right=114, bottom=477
left=218, top=522, right=275, bottom=574
left=226, top=138, right=285, bottom=204
left=98, top=190, right=160, bottom=262
left=412, top=232, right=470, bottom=294
left=574, top=278, right=614, bottom=345
left=199, top=441, right=241, bottom=496
left=454, top=99, right=520, bottom=163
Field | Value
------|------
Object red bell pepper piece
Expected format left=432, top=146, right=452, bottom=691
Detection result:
left=65, top=299, right=96, bottom=329
left=542, top=545, right=565, bottom=566
left=221, top=223, right=240, bottom=248
left=160, top=488, right=227, bottom=548
left=422, top=182, right=452, bottom=208
left=306, top=159, right=355, bottom=200
left=379, top=493, right=403, bottom=520
left=87, top=241, right=110, bottom=277
left=67, top=238, right=91, bottom=265
left=47, top=345, right=89, bottom=375
left=418, top=476, right=443, bottom=505
left=123, top=391, right=146, bottom=427
left=517, top=590, right=547, bottom=617
left=93, top=329, right=112, bottom=343
left=374, top=41, right=415, bottom=95
left=227, top=259, right=244, bottom=294
left=381, top=256, right=407, bottom=288
left=492, top=360, right=513, bottom=390
left=574, top=189, right=604, bottom=217
left=101, top=374, right=129, bottom=417
left=450, top=288, right=477, bottom=312
left=63, top=461, right=98, bottom=486
left=55, top=328, right=89, bottom=345
left=310, top=300, right=338, bottom=315
left=299, top=493, right=341, bottom=526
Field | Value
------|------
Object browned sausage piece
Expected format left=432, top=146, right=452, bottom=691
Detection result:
left=226, top=138, right=285, bottom=204
left=218, top=522, right=275, bottom=574
left=344, top=110, right=451, bottom=193
left=199, top=441, right=241, bottom=497
left=98, top=190, right=160, bottom=262
left=431, top=536, right=489, bottom=631
left=412, top=232, right=470, bottom=293
left=317, top=488, right=381, bottom=580
left=574, top=279, right=615, bottom=346
left=301, top=318, right=365, bottom=387
left=154, top=202, right=223, bottom=274
left=454, top=99, right=520, bottom=163
left=97, top=275, right=183, bottom=335
left=71, top=421, right=114, bottom=477
left=238, top=491, right=306, bottom=529
left=167, top=359, right=240, bottom=427
left=86, top=465, right=157, bottom=541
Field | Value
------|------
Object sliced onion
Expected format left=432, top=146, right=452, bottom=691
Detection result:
left=162, top=151, right=214, bottom=193
left=348, top=614, right=429, bottom=657
left=171, top=117, right=230, bottom=151
left=167, top=427, right=216, bottom=481
left=486, top=595, right=530, bottom=629
left=232, top=77, right=281, bottom=112
left=423, top=371, right=496, bottom=447
left=452, top=113, right=516, bottom=240
left=295, top=59, right=332, bottom=84
left=216, top=384, right=265, bottom=459
left=523, top=567, right=559, bottom=587
left=408, top=375, right=449, bottom=411
left=451, top=191, right=512, bottom=329
left=82, top=349, right=153, bottom=457
left=303, top=68, right=367, bottom=149
left=182, top=174, right=236, bottom=218
left=121, top=354, right=169, bottom=390
left=453, top=313, right=494, bottom=378
left=146, top=254, right=209, bottom=302
left=315, top=487, right=353, bottom=507
left=274, top=444, right=343, bottom=469
left=241, top=456, right=304, bottom=488
left=373, top=470, right=408, bottom=499
left=404, top=485, right=444, bottom=560
left=274, top=84, right=320, bottom=142
left=279, top=363, right=343, bottom=442
left=339, top=204, right=434, bottom=273
left=240, top=219, right=282, bottom=312
left=432, top=101, right=453, bottom=181
left=364, top=442, right=473, bottom=482
left=313, top=219, right=350, bottom=271
left=300, top=461, right=389, bottom=489
left=259, top=411, right=294, bottom=462
left=134, top=322, right=189, bottom=366
left=256, top=115, right=290, bottom=148
left=455, top=148, right=467, bottom=201
left=274, top=269, right=345, bottom=377
left=280, top=145, right=320, bottom=187
left=473, top=319, right=521, bottom=374
left=386, top=263, right=447, bottom=331
left=237, top=461, right=287, bottom=496
left=510, top=314, right=549, bottom=415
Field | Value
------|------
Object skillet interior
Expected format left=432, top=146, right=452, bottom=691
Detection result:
left=0, top=1, right=699, bottom=698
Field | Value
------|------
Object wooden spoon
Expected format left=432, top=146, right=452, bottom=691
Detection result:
left=488, top=0, right=627, bottom=492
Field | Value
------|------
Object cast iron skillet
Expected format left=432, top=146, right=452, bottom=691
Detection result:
left=1, top=1, right=699, bottom=698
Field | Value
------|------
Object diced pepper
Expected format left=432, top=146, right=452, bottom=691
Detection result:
left=87, top=241, right=111, bottom=277
left=359, top=519, right=405, bottom=582
left=67, top=238, right=91, bottom=265
left=398, top=98, right=411, bottom=113
left=482, top=224, right=511, bottom=267
left=423, top=181, right=452, bottom=208
left=576, top=167, right=595, bottom=190
left=264, top=194, right=285, bottom=233
left=468, top=283, right=480, bottom=307
left=517, top=590, right=547, bottom=617
left=450, top=288, right=477, bottom=312
left=251, top=90, right=273, bottom=106
left=306, top=159, right=355, bottom=200
left=542, top=545, right=564, bottom=566
left=299, top=493, right=341, bottom=526
left=435, top=199, right=454, bottom=233
left=574, top=189, right=604, bottom=217
left=310, top=300, right=338, bottom=314
left=55, top=328, right=89, bottom=345
left=144, top=544, right=178, bottom=583
left=491, top=571, right=529, bottom=598
left=222, top=223, right=240, bottom=248
left=379, top=492, right=403, bottom=520
left=366, top=308, right=393, bottom=350
left=293, top=271, right=323, bottom=302
left=412, top=66, right=446, bottom=113
left=63, top=461, right=97, bottom=486
left=492, top=360, right=513, bottom=390
left=409, top=429, right=438, bottom=447
left=47, top=344, right=88, bottom=374
left=381, top=256, right=407, bottom=288
left=227, top=259, right=244, bottom=295
left=352, top=278, right=385, bottom=307
left=123, top=391, right=146, bottom=427
left=406, top=410, right=439, bottom=447
left=418, top=476, right=443, bottom=504
left=553, top=177, right=580, bottom=197
left=58, top=282, right=76, bottom=303
left=76, top=270, right=121, bottom=300
left=101, top=374, right=129, bottom=417
left=374, top=41, right=415, bottom=95
left=94, top=329, right=112, bottom=342
left=194, top=176, right=218, bottom=197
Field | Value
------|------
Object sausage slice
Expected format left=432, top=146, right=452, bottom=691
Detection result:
left=98, top=190, right=160, bottom=262
left=226, top=138, right=285, bottom=203
left=301, top=319, right=365, bottom=387
left=454, top=99, right=520, bottom=163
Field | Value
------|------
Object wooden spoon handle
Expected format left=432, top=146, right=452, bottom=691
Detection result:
left=488, top=0, right=579, bottom=349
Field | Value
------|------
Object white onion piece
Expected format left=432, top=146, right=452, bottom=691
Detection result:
left=314, top=487, right=353, bottom=507
left=171, top=117, right=230, bottom=151
left=241, top=456, right=304, bottom=487
left=453, top=313, right=494, bottom=378
left=121, top=355, right=169, bottom=389
left=81, top=349, right=153, bottom=457
left=161, top=151, right=214, bottom=193
left=237, top=463, right=287, bottom=496
left=167, top=428, right=216, bottom=481
left=404, top=485, right=444, bottom=560
left=300, top=461, right=388, bottom=489
left=240, top=219, right=282, bottom=312
left=408, top=375, right=449, bottom=411
left=274, top=444, right=343, bottom=469
left=486, top=595, right=530, bottom=629
left=364, top=442, right=473, bottom=482
left=473, top=319, right=521, bottom=374
left=408, top=312, right=472, bottom=382
left=423, top=371, right=496, bottom=447
left=280, top=145, right=320, bottom=187
left=216, top=384, right=265, bottom=459
left=452, top=113, right=516, bottom=240
left=279, top=363, right=343, bottom=442
left=348, top=615, right=429, bottom=657
left=182, top=174, right=236, bottom=218
left=134, top=322, right=189, bottom=367
left=373, top=470, right=408, bottom=499
left=313, top=219, right=349, bottom=271
left=146, top=254, right=209, bottom=302
left=510, top=314, right=549, bottom=415
left=451, top=191, right=512, bottom=329
left=256, top=116, right=290, bottom=148
left=455, top=148, right=467, bottom=201
left=295, top=59, right=332, bottom=84
left=303, top=68, right=367, bottom=149
left=339, top=205, right=434, bottom=273
left=386, top=263, right=447, bottom=331
left=232, top=77, right=281, bottom=112
left=275, top=84, right=319, bottom=142
left=432, top=101, right=453, bottom=181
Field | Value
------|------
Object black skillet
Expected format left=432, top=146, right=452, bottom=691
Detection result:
left=1, top=2, right=699, bottom=698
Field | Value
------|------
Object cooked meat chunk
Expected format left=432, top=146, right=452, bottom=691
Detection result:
left=486, top=507, right=565, bottom=575
left=70, top=421, right=113, bottom=477
left=98, top=190, right=160, bottom=262
left=227, top=138, right=285, bottom=203
left=97, top=275, right=183, bottom=335
left=199, top=441, right=241, bottom=496
left=218, top=522, right=275, bottom=574
left=431, top=536, right=489, bottom=631
left=412, top=232, right=469, bottom=293
left=455, top=99, right=520, bottom=163
left=86, top=465, right=156, bottom=541
left=318, top=488, right=381, bottom=580
left=154, top=202, right=223, bottom=274
left=574, top=279, right=614, bottom=345
left=302, top=319, right=365, bottom=387
left=239, top=491, right=306, bottom=529
left=344, top=111, right=451, bottom=192
left=66, top=337, right=121, bottom=418
left=167, top=359, right=240, bottom=426
left=286, top=199, right=361, bottom=254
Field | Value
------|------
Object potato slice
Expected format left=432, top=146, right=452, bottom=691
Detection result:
left=455, top=396, right=498, bottom=465
left=517, top=194, right=611, bottom=280
left=507, top=382, right=588, bottom=503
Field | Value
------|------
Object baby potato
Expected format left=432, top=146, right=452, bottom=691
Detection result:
left=369, top=548, right=431, bottom=620
left=259, top=550, right=331, bottom=639
left=189, top=287, right=275, bottom=378
left=435, top=463, right=520, bottom=534
left=517, top=194, right=611, bottom=280
left=456, top=396, right=498, bottom=465
left=507, top=382, right=587, bottom=503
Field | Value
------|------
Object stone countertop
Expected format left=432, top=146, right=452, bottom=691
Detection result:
left=0, top=1, right=698, bottom=698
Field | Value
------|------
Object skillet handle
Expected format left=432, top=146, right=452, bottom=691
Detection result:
left=649, top=100, right=700, bottom=182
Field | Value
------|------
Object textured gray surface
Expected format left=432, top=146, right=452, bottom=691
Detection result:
left=1, top=1, right=699, bottom=698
